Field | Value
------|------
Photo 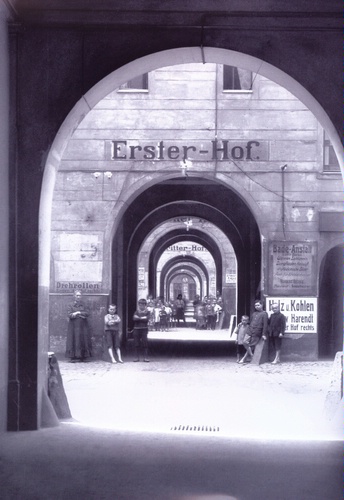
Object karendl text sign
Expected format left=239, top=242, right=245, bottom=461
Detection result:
left=266, top=297, right=318, bottom=333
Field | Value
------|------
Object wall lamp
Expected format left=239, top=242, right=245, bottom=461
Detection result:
left=93, top=171, right=113, bottom=179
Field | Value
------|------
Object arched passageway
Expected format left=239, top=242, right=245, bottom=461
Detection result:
left=150, top=231, right=223, bottom=298
left=112, top=177, right=261, bottom=336
left=2, top=0, right=341, bottom=437
left=33, top=46, right=342, bottom=434
left=161, top=259, right=209, bottom=301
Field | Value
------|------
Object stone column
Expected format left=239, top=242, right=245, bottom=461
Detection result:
left=0, top=1, right=10, bottom=432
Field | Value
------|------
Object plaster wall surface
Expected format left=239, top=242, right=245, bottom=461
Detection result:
left=51, top=64, right=341, bottom=295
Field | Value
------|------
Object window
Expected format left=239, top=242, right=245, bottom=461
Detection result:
left=223, top=65, right=252, bottom=91
left=323, top=131, right=340, bottom=172
left=118, top=73, right=148, bottom=91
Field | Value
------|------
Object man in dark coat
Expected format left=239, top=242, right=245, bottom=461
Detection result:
left=268, top=303, right=287, bottom=364
left=65, top=290, right=92, bottom=362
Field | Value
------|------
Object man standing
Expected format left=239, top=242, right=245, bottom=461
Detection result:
left=268, top=303, right=286, bottom=364
left=240, top=300, right=268, bottom=363
left=65, top=290, right=92, bottom=362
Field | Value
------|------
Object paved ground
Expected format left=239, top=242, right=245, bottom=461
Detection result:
left=58, top=334, right=343, bottom=441
left=0, top=334, right=342, bottom=499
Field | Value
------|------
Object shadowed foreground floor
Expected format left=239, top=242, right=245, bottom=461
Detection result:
left=0, top=424, right=342, bottom=500
left=1, top=339, right=342, bottom=499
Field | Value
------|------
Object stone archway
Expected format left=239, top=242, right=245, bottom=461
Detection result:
left=113, top=179, right=260, bottom=336
left=162, top=260, right=209, bottom=302
left=38, top=46, right=344, bottom=428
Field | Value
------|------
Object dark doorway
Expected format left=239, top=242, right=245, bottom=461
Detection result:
left=112, top=177, right=261, bottom=338
left=318, top=245, right=343, bottom=358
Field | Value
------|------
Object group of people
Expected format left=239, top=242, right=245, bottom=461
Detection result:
left=192, top=295, right=223, bottom=330
left=64, top=291, right=180, bottom=365
left=233, top=300, right=286, bottom=364
left=146, top=296, right=176, bottom=331
left=65, top=290, right=124, bottom=364
left=65, top=291, right=285, bottom=366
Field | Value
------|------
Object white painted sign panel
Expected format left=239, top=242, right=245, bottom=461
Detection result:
left=266, top=297, right=317, bottom=334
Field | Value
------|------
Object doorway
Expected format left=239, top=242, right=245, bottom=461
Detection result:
left=112, top=178, right=261, bottom=337
left=318, top=245, right=343, bottom=358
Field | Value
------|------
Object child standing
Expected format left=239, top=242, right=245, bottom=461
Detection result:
left=104, top=304, right=123, bottom=364
left=205, top=299, right=216, bottom=330
left=159, top=305, right=168, bottom=331
left=233, top=315, right=250, bottom=363
left=154, top=300, right=162, bottom=331
left=164, top=302, right=172, bottom=331
left=133, top=298, right=150, bottom=362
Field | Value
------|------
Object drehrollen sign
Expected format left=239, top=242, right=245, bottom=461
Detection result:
left=110, top=139, right=268, bottom=161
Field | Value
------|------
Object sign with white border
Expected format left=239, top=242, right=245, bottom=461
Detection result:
left=268, top=241, right=317, bottom=295
left=266, top=297, right=318, bottom=334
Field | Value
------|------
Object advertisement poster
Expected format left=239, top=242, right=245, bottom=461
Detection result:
left=138, top=266, right=145, bottom=288
left=268, top=241, right=317, bottom=295
left=266, top=296, right=318, bottom=334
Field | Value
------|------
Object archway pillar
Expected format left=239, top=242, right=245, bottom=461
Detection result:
left=0, top=3, right=10, bottom=432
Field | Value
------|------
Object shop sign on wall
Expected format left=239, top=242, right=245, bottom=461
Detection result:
left=266, top=297, right=317, bottom=333
left=268, top=241, right=317, bottom=295
left=109, top=139, right=268, bottom=162
left=166, top=244, right=207, bottom=252
left=55, top=282, right=102, bottom=293
left=225, top=273, right=236, bottom=284
left=138, top=267, right=145, bottom=288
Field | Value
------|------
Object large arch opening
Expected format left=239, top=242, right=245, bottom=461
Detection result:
left=37, top=46, right=343, bottom=436
left=111, top=178, right=260, bottom=339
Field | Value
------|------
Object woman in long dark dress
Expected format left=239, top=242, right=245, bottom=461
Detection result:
left=65, top=290, right=92, bottom=362
left=174, top=293, right=186, bottom=325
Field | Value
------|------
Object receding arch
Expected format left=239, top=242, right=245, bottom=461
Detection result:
left=150, top=230, right=223, bottom=297
left=118, top=179, right=260, bottom=333
left=165, top=265, right=204, bottom=303
left=161, top=258, right=210, bottom=301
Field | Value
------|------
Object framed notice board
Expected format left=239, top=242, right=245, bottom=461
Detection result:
left=268, top=241, right=317, bottom=296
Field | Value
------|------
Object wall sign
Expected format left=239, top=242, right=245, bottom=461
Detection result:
left=166, top=244, right=207, bottom=252
left=55, top=282, right=102, bottom=292
left=268, top=241, right=317, bottom=295
left=109, top=139, right=268, bottom=162
left=266, top=297, right=318, bottom=334
left=138, top=267, right=145, bottom=289
left=225, top=273, right=236, bottom=284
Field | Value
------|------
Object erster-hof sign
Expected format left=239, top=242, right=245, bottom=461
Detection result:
left=110, top=139, right=268, bottom=161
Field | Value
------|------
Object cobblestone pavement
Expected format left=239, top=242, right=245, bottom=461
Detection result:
left=57, top=338, right=342, bottom=441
